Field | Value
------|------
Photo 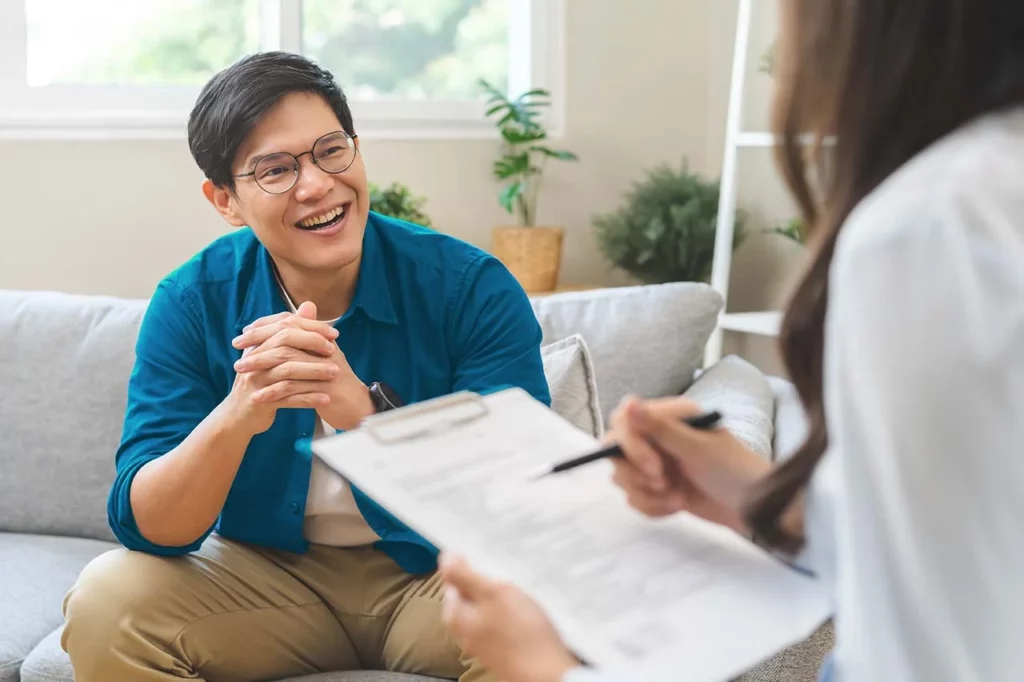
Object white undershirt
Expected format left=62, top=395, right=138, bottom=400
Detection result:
left=273, top=274, right=379, bottom=547
left=566, top=109, right=1024, bottom=681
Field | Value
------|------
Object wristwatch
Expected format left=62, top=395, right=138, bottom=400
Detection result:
left=368, top=381, right=403, bottom=413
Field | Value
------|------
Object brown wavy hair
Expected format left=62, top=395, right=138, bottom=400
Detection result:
left=744, top=0, right=1024, bottom=553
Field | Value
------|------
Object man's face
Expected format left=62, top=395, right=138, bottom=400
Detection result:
left=205, top=92, right=369, bottom=274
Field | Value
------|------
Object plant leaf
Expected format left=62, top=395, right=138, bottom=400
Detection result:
left=507, top=153, right=532, bottom=174
left=478, top=78, right=508, bottom=100
left=516, top=88, right=550, bottom=99
left=531, top=146, right=578, bottom=161
left=645, top=215, right=666, bottom=242
left=503, top=128, right=547, bottom=145
left=493, top=160, right=516, bottom=179
left=493, top=152, right=531, bottom=179
left=499, top=183, right=523, bottom=213
left=497, top=111, right=519, bottom=127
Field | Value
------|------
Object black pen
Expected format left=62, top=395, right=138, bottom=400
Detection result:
left=532, top=410, right=723, bottom=479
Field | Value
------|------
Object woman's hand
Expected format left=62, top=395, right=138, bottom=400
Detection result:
left=606, top=395, right=772, bottom=535
left=439, top=554, right=580, bottom=682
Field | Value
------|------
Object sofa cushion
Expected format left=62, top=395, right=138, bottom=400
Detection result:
left=541, top=334, right=603, bottom=438
left=22, top=627, right=448, bottom=682
left=0, top=533, right=117, bottom=682
left=0, top=290, right=149, bottom=542
left=683, top=355, right=776, bottom=460
left=530, top=283, right=723, bottom=422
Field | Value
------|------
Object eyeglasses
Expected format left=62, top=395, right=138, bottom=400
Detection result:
left=232, top=131, right=359, bottom=194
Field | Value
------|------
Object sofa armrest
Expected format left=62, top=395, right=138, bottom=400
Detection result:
left=683, top=356, right=776, bottom=460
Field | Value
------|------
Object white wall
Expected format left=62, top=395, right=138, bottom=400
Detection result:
left=0, top=0, right=711, bottom=299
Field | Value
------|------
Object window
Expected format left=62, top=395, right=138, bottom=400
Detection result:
left=0, top=0, right=563, bottom=138
left=25, top=0, right=263, bottom=88
left=302, top=0, right=510, bottom=101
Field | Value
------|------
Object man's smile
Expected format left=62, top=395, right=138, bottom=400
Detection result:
left=295, top=201, right=351, bottom=232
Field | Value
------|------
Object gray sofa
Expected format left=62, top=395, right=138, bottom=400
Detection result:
left=0, top=284, right=832, bottom=682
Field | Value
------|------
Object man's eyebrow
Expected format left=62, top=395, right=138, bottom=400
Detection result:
left=242, top=149, right=268, bottom=170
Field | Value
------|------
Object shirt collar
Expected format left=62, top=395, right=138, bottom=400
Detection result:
left=235, top=216, right=398, bottom=333
left=348, top=214, right=398, bottom=326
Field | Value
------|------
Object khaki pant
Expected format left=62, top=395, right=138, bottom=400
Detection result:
left=61, top=534, right=492, bottom=682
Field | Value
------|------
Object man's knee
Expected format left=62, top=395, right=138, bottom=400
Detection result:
left=62, top=548, right=188, bottom=664
left=65, top=548, right=172, bottom=626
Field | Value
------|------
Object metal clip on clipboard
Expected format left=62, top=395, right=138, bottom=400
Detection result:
left=362, top=391, right=491, bottom=445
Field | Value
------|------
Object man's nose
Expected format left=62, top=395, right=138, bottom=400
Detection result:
left=292, top=156, right=333, bottom=202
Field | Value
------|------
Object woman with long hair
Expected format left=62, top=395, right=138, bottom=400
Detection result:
left=438, top=1, right=1024, bottom=680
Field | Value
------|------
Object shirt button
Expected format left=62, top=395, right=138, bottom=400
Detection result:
left=290, top=502, right=300, bottom=514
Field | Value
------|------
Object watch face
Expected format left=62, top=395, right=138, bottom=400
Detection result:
left=374, top=382, right=403, bottom=411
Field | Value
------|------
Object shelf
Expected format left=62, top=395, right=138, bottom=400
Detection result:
left=736, top=132, right=835, bottom=148
left=736, top=132, right=779, bottom=148
left=719, top=311, right=783, bottom=336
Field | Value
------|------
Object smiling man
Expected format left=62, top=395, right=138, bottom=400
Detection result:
left=59, top=52, right=550, bottom=682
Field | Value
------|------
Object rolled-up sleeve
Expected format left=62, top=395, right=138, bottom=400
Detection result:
left=446, top=254, right=551, bottom=406
left=107, top=280, right=221, bottom=555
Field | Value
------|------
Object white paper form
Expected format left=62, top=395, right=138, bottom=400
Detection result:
left=312, top=388, right=832, bottom=682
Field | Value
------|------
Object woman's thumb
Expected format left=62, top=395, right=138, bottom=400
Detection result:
left=439, top=553, right=496, bottom=602
left=296, top=301, right=317, bottom=319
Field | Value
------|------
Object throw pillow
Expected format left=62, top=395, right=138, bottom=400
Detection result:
left=531, top=282, right=724, bottom=422
left=683, top=354, right=775, bottom=460
left=541, top=334, right=603, bottom=438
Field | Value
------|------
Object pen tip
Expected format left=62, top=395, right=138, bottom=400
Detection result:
left=524, top=466, right=551, bottom=482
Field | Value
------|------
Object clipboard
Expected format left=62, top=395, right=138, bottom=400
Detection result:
left=361, top=390, right=492, bottom=445
left=311, top=387, right=831, bottom=682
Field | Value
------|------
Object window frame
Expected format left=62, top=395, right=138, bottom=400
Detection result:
left=0, top=0, right=565, bottom=140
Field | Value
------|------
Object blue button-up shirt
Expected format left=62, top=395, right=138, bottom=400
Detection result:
left=108, top=213, right=551, bottom=574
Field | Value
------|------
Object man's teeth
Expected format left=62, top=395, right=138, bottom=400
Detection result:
left=299, top=206, right=345, bottom=229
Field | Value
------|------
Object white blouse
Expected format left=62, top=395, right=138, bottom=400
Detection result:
left=567, top=108, right=1024, bottom=681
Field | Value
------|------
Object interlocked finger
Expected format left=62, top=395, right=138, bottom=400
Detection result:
left=260, top=360, right=339, bottom=384
left=252, top=379, right=333, bottom=404
left=233, top=315, right=338, bottom=351
left=245, top=328, right=337, bottom=358
left=235, top=345, right=316, bottom=373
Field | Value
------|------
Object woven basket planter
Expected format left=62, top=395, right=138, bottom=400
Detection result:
left=491, top=226, right=565, bottom=293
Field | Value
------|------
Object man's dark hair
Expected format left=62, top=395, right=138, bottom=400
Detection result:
left=187, top=51, right=355, bottom=190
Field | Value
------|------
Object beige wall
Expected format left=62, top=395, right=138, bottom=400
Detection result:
left=0, top=0, right=802, bottom=374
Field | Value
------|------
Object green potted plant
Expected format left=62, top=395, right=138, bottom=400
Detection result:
left=480, top=79, right=578, bottom=293
left=368, top=181, right=434, bottom=228
left=594, top=159, right=746, bottom=284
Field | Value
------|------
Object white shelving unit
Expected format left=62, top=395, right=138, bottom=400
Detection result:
left=704, top=0, right=784, bottom=366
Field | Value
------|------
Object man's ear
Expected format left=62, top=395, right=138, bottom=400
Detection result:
left=202, top=179, right=247, bottom=227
